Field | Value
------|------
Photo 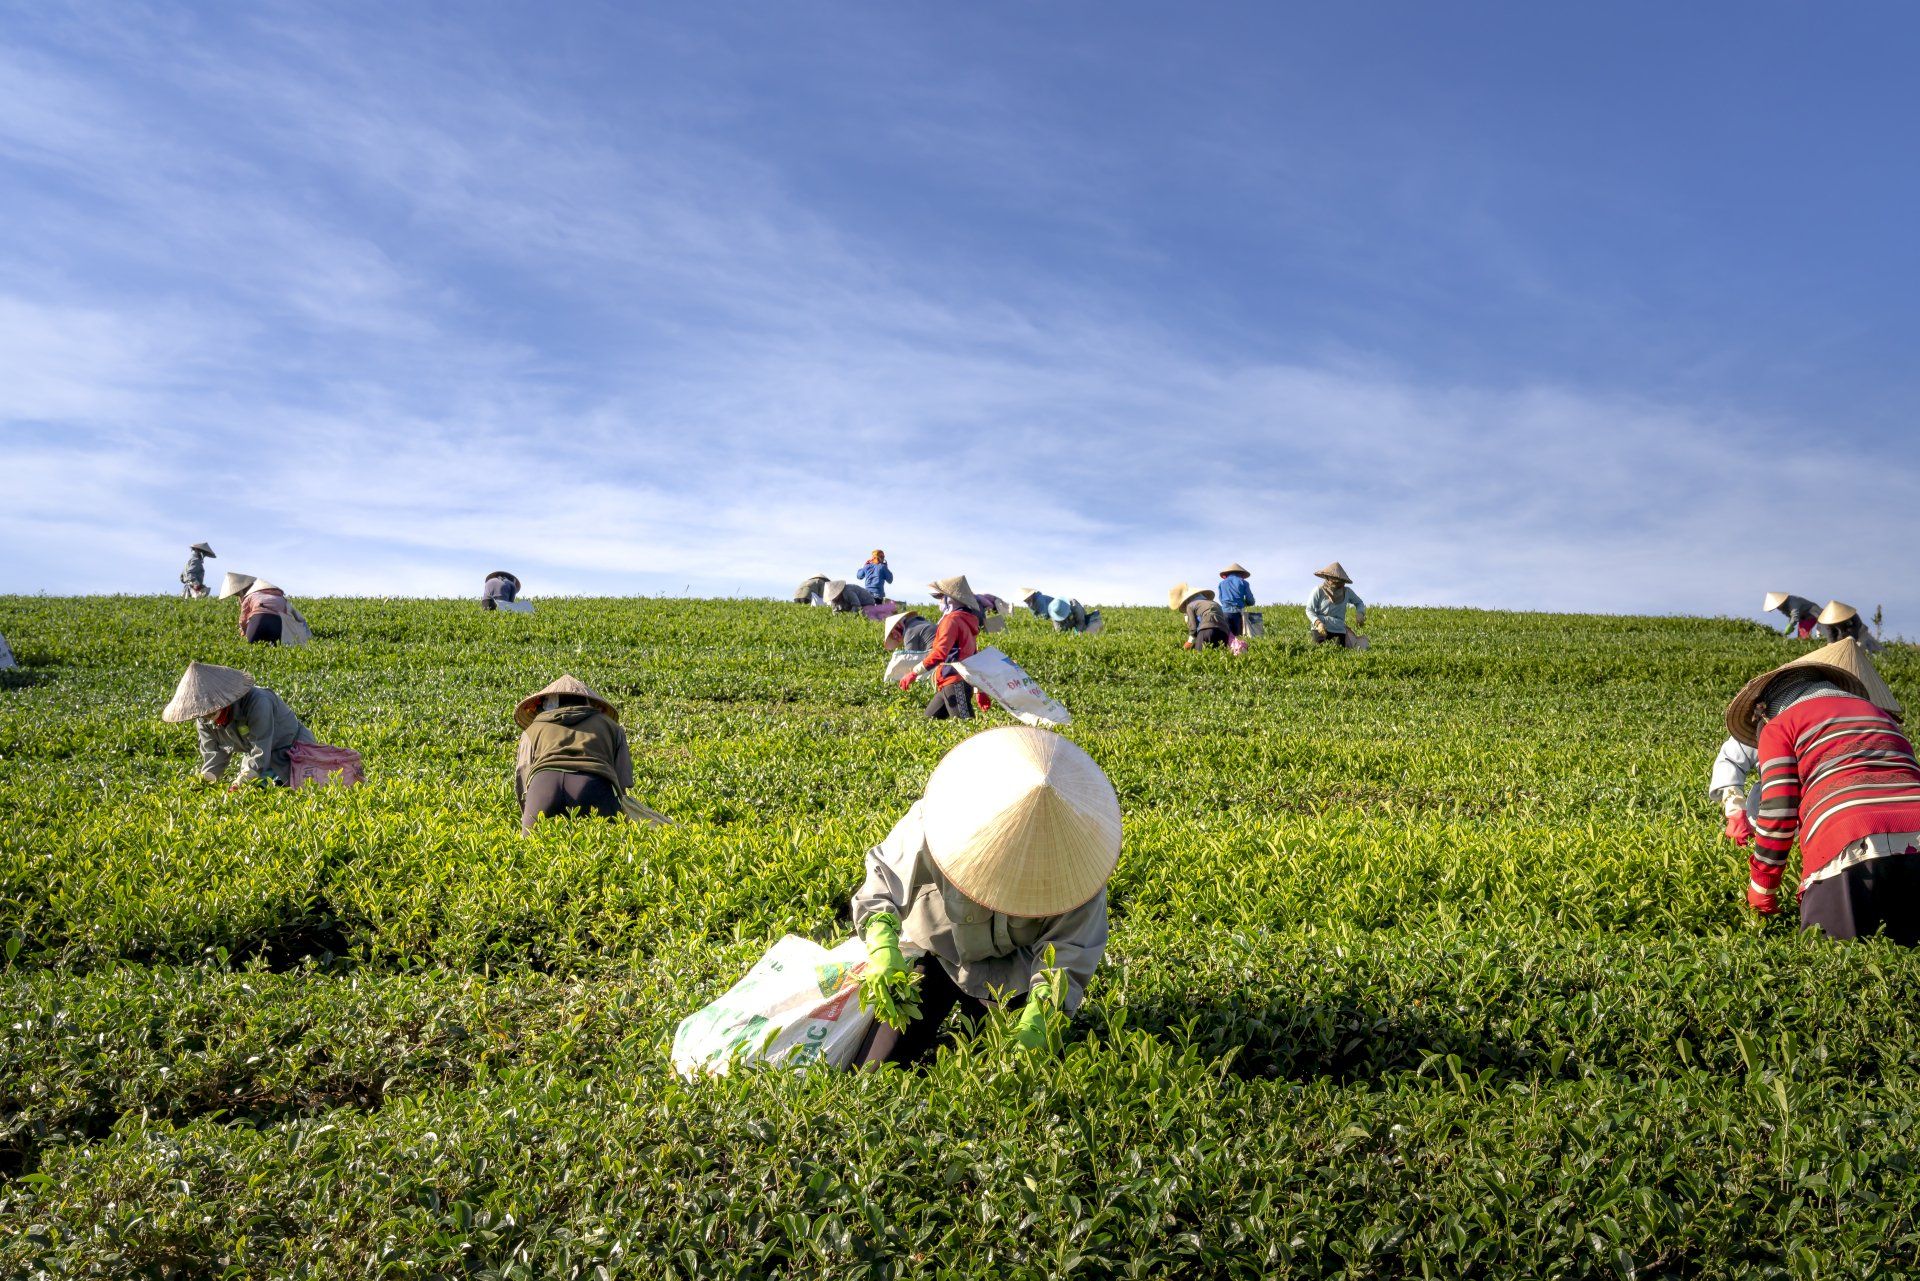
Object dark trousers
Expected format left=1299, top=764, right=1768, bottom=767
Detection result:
left=1224, top=612, right=1244, bottom=637
left=243, top=614, right=283, bottom=644
left=1799, top=856, right=1920, bottom=944
left=926, top=681, right=974, bottom=719
left=855, top=958, right=995, bottom=1068
left=1192, top=627, right=1230, bottom=650
left=520, top=770, right=621, bottom=832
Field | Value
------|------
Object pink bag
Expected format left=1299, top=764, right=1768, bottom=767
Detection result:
left=1228, top=635, right=1250, bottom=655
left=861, top=603, right=895, bottom=621
left=287, top=743, right=365, bottom=789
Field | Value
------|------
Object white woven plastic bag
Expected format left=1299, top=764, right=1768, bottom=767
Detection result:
left=950, top=646, right=1071, bottom=728
left=672, top=935, right=875, bottom=1077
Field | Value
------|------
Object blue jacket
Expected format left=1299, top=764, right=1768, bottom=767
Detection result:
left=1217, top=576, right=1254, bottom=612
left=1026, top=592, right=1054, bottom=619
left=857, top=562, right=894, bottom=596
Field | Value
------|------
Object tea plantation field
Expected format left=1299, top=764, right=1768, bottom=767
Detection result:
left=4, top=594, right=1919, bottom=1278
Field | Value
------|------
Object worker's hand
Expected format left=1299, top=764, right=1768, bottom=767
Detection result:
left=1312, top=622, right=1327, bottom=638
left=897, top=673, right=918, bottom=691
left=1723, top=811, right=1754, bottom=846
left=198, top=770, right=221, bottom=785
left=1182, top=638, right=1194, bottom=650
left=975, top=691, right=992, bottom=712
left=1012, top=1000, right=1061, bottom=1052
left=1746, top=885, right=1780, bottom=916
left=863, top=913, right=910, bottom=977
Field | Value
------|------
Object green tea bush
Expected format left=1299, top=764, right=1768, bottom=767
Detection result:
left=2, top=594, right=1917, bottom=1277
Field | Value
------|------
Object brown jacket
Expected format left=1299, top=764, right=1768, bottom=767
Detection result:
left=514, top=706, right=633, bottom=803
left=1184, top=597, right=1227, bottom=636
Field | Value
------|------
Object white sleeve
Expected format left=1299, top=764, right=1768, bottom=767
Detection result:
left=1708, top=736, right=1756, bottom=800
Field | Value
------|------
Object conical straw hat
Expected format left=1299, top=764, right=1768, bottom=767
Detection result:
left=1762, top=591, right=1790, bottom=612
left=514, top=674, right=619, bottom=729
left=823, top=579, right=850, bottom=606
left=218, top=572, right=257, bottom=599
left=1019, top=587, right=1042, bottom=601
left=1725, top=639, right=1900, bottom=746
left=1220, top=562, right=1251, bottom=578
left=250, top=580, right=280, bottom=594
left=921, top=727, right=1122, bottom=918
left=161, top=661, right=254, bottom=722
left=1819, top=600, right=1859, bottom=626
left=1168, top=583, right=1213, bottom=612
left=928, top=575, right=981, bottom=614
left=1314, top=561, right=1352, bottom=583
left=880, top=611, right=920, bottom=648
left=190, top=542, right=215, bottom=556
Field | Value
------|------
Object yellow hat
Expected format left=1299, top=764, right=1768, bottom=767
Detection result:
left=920, top=727, right=1121, bottom=917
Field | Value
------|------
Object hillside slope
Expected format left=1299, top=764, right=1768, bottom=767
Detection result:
left=3, top=596, right=1918, bottom=1277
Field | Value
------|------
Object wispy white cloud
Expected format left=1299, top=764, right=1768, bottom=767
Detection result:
left=2, top=5, right=1913, bottom=634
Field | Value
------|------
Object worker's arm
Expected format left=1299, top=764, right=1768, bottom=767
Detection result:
left=918, top=615, right=961, bottom=672
left=196, top=720, right=232, bottom=782
left=1748, top=721, right=1802, bottom=911
left=232, top=693, right=286, bottom=785
left=513, top=734, right=531, bottom=805
left=1348, top=590, right=1367, bottom=627
left=1022, top=892, right=1107, bottom=1016
left=850, top=803, right=925, bottom=928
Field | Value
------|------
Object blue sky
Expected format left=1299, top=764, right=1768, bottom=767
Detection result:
left=4, top=2, right=1916, bottom=625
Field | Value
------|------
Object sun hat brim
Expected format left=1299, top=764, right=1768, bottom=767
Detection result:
left=514, top=675, right=619, bottom=729
left=1818, top=601, right=1858, bottom=626
left=920, top=727, right=1121, bottom=918
left=928, top=576, right=982, bottom=614
left=1724, top=642, right=1887, bottom=746
left=161, top=662, right=255, bottom=722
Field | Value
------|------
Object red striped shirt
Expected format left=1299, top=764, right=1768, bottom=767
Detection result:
left=1751, top=693, right=1920, bottom=893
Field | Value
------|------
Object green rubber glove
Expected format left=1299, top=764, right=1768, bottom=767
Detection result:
left=1013, top=967, right=1068, bottom=1051
left=1013, top=1000, right=1061, bottom=1052
left=863, top=912, right=908, bottom=976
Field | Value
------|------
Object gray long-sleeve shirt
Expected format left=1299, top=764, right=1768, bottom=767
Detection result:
left=195, top=686, right=316, bottom=785
left=896, top=616, right=937, bottom=652
left=1773, top=595, right=1817, bottom=632
left=181, top=551, right=208, bottom=587
left=1306, top=584, right=1365, bottom=634
left=851, top=801, right=1107, bottom=1014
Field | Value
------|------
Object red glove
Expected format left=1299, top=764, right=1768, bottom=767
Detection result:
left=1723, top=811, right=1754, bottom=846
left=898, top=673, right=918, bottom=691
left=1747, top=885, right=1779, bottom=915
left=975, top=691, right=992, bottom=711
